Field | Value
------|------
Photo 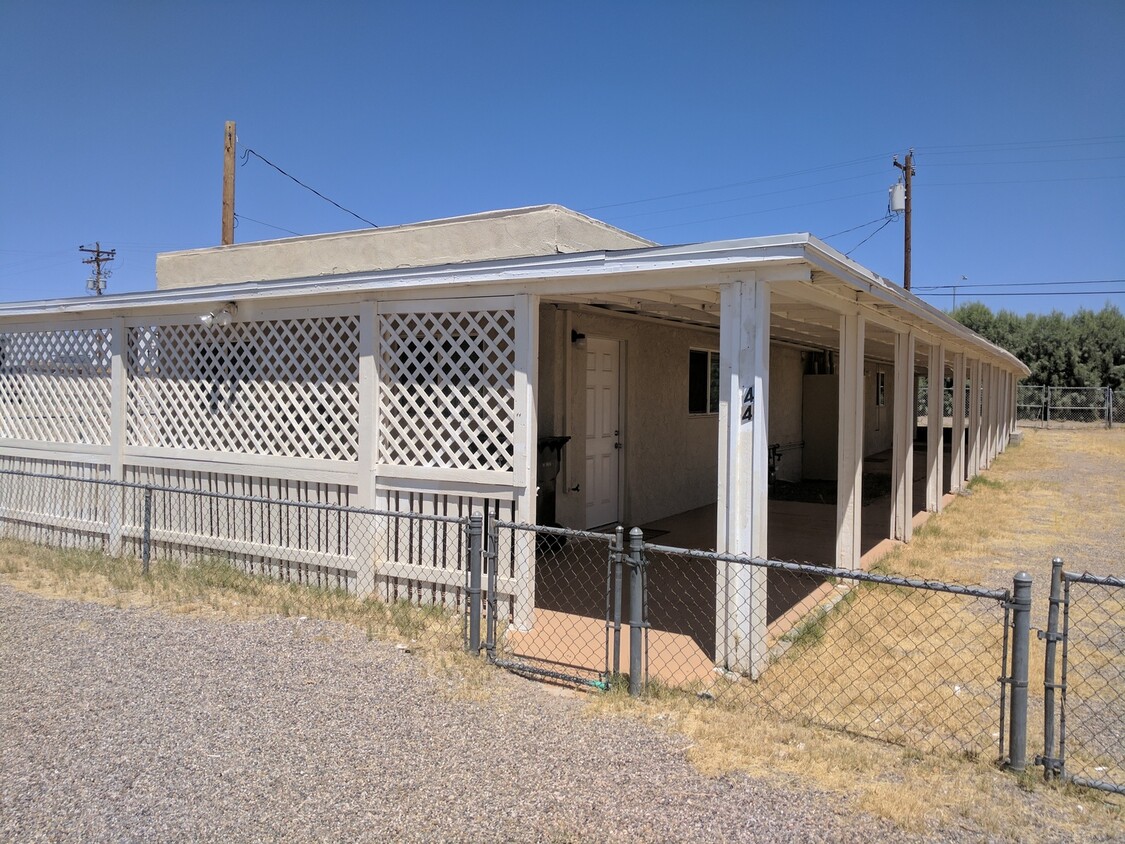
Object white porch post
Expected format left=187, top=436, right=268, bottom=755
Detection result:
left=983, top=363, right=994, bottom=468
left=715, top=278, right=770, bottom=678
left=512, top=293, right=539, bottom=630
left=968, top=357, right=982, bottom=479
left=950, top=352, right=966, bottom=493
left=836, top=312, right=865, bottom=570
left=926, top=343, right=945, bottom=512
left=354, top=301, right=377, bottom=598
left=107, top=317, right=126, bottom=556
left=890, top=331, right=915, bottom=542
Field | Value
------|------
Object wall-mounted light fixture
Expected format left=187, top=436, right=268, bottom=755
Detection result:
left=200, top=302, right=238, bottom=327
left=570, top=330, right=587, bottom=349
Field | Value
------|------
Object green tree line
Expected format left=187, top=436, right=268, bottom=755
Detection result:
left=950, top=302, right=1125, bottom=388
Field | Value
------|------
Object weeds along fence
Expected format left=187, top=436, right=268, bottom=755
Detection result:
left=485, top=520, right=1028, bottom=763
left=1016, top=385, right=1124, bottom=428
left=1039, top=558, right=1125, bottom=795
left=0, top=467, right=1037, bottom=770
left=0, top=468, right=474, bottom=651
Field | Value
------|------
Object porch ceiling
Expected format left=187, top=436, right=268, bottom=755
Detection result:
left=550, top=287, right=904, bottom=367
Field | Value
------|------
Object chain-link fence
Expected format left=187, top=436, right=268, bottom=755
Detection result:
left=478, top=518, right=1025, bottom=761
left=1039, top=559, right=1125, bottom=795
left=0, top=468, right=474, bottom=653
left=0, top=467, right=1055, bottom=774
left=1017, top=386, right=1121, bottom=428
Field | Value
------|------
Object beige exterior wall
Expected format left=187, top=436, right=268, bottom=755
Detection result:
left=156, top=205, right=653, bottom=290
left=538, top=306, right=721, bottom=529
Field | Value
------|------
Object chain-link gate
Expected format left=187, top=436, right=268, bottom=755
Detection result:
left=482, top=519, right=644, bottom=690
left=1017, top=384, right=1047, bottom=426
left=1038, top=558, right=1125, bottom=795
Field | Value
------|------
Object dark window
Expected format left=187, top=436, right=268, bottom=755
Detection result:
left=689, top=349, right=720, bottom=415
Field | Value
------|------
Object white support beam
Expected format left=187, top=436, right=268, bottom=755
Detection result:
left=107, top=317, right=126, bottom=556
left=354, top=301, right=377, bottom=597
left=968, top=358, right=981, bottom=478
left=836, top=312, right=865, bottom=570
left=950, top=352, right=966, bottom=493
left=512, top=293, right=539, bottom=631
left=890, top=331, right=915, bottom=542
left=983, top=363, right=994, bottom=469
left=926, top=343, right=945, bottom=512
left=715, top=278, right=770, bottom=678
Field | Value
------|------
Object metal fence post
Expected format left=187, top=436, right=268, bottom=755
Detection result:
left=1037, top=557, right=1064, bottom=778
left=484, top=515, right=499, bottom=659
left=141, top=485, right=153, bottom=575
left=1107, top=387, right=1113, bottom=429
left=627, top=527, right=645, bottom=697
left=612, top=526, right=624, bottom=677
left=1008, top=571, right=1032, bottom=772
left=466, top=513, right=483, bottom=654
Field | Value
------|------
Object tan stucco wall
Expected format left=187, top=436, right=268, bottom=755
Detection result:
left=156, top=205, right=653, bottom=290
left=538, top=306, right=721, bottom=529
left=768, top=345, right=805, bottom=483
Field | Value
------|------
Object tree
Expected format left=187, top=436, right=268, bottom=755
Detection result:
left=949, top=302, right=1124, bottom=387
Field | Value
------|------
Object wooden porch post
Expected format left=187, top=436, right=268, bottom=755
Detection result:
left=107, top=317, right=126, bottom=556
left=836, top=312, right=864, bottom=570
left=512, top=293, right=539, bottom=631
left=968, top=358, right=982, bottom=479
left=715, top=278, right=770, bottom=678
left=926, top=343, right=945, bottom=512
left=354, top=301, right=377, bottom=598
left=949, top=352, right=966, bottom=493
left=890, top=331, right=915, bottom=542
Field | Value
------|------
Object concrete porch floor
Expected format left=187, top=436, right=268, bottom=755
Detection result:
left=505, top=442, right=957, bottom=686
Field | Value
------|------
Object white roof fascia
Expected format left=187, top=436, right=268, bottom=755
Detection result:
left=798, top=236, right=1030, bottom=376
left=0, top=236, right=813, bottom=317
left=0, top=231, right=1028, bottom=376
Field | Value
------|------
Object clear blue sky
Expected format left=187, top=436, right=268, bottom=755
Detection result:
left=2, top=1, right=1123, bottom=317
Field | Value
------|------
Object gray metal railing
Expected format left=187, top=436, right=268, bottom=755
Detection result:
left=1017, top=385, right=1122, bottom=428
left=1038, top=557, right=1125, bottom=794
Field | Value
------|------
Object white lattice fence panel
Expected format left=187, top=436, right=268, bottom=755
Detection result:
left=378, top=309, right=515, bottom=471
left=0, top=328, right=112, bottom=444
left=126, top=316, right=360, bottom=460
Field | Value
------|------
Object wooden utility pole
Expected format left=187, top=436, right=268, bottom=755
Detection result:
left=222, top=120, right=236, bottom=245
left=894, top=149, right=915, bottom=290
left=79, top=242, right=115, bottom=295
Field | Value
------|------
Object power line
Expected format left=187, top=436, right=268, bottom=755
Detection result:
left=581, top=152, right=894, bottom=213
left=239, top=146, right=378, bottom=229
left=915, top=279, right=1125, bottom=290
left=845, top=217, right=895, bottom=257
left=823, top=215, right=891, bottom=239
left=916, top=134, right=1125, bottom=154
left=234, top=213, right=303, bottom=237
left=632, top=190, right=879, bottom=234
left=604, top=170, right=887, bottom=223
left=919, top=290, right=1125, bottom=298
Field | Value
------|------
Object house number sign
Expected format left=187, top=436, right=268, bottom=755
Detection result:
left=741, top=386, right=754, bottom=423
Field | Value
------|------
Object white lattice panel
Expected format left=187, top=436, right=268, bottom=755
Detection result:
left=378, top=309, right=515, bottom=471
left=126, top=316, right=360, bottom=461
left=0, top=328, right=112, bottom=444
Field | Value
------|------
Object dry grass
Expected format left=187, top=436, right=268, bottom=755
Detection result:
left=0, top=539, right=496, bottom=700
left=589, top=427, right=1125, bottom=841
left=2, top=428, right=1123, bottom=840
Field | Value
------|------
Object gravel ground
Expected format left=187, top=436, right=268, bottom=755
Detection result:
left=0, top=585, right=925, bottom=844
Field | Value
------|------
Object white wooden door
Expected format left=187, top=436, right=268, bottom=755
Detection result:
left=585, top=338, right=621, bottom=528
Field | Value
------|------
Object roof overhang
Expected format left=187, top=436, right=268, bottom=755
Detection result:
left=0, top=233, right=1029, bottom=376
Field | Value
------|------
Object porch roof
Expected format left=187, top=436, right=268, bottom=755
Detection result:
left=0, top=232, right=1029, bottom=376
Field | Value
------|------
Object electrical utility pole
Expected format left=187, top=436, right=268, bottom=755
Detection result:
left=79, top=242, right=115, bottom=295
left=893, top=149, right=915, bottom=291
left=222, top=120, right=236, bottom=245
